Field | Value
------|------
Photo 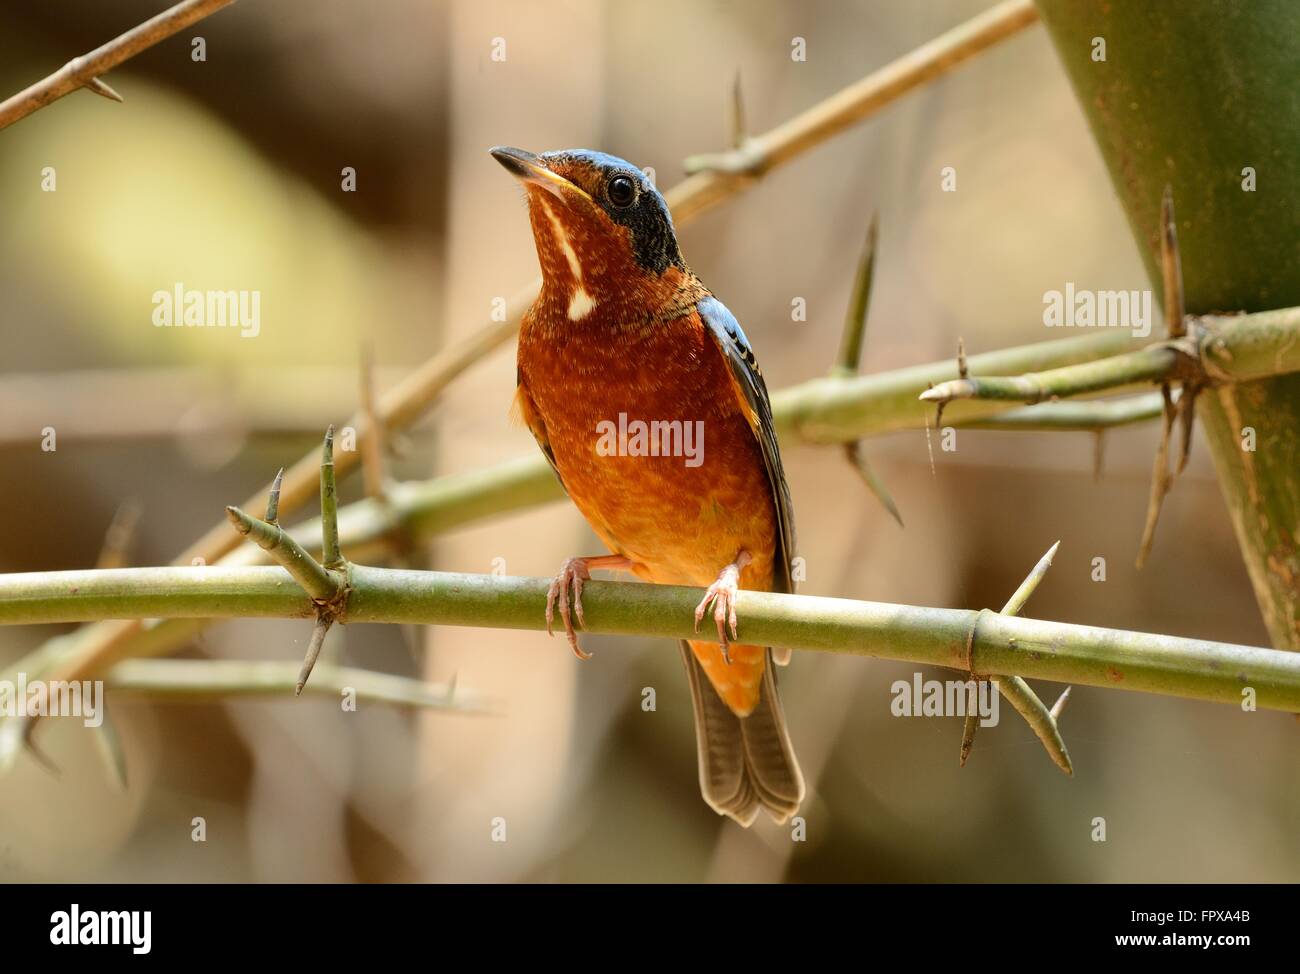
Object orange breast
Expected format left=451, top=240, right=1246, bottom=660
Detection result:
left=519, top=305, right=778, bottom=714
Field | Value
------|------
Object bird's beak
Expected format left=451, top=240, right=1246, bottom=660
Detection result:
left=489, top=146, right=591, bottom=203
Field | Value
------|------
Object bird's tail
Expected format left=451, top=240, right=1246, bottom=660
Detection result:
left=679, top=641, right=805, bottom=827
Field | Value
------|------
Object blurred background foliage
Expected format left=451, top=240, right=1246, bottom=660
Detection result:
left=0, top=0, right=1294, bottom=882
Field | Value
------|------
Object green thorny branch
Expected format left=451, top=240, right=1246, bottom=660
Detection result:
left=5, top=209, right=1300, bottom=780
left=6, top=393, right=1300, bottom=777
left=916, top=192, right=1300, bottom=765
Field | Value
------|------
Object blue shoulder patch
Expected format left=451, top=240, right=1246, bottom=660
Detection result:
left=698, top=295, right=755, bottom=365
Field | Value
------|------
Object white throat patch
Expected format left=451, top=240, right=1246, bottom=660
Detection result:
left=567, top=288, right=596, bottom=320
left=541, top=199, right=585, bottom=282
left=539, top=198, right=598, bottom=320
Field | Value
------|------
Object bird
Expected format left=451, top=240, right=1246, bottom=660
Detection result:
left=491, top=146, right=804, bottom=827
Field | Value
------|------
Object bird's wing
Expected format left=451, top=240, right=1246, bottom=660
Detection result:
left=696, top=295, right=797, bottom=601
left=511, top=373, right=567, bottom=493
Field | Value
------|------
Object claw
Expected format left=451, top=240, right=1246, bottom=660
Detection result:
left=546, top=558, right=593, bottom=660
left=693, top=551, right=752, bottom=666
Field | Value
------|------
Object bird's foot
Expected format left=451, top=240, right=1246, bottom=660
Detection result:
left=545, top=554, right=633, bottom=660
left=694, top=550, right=753, bottom=666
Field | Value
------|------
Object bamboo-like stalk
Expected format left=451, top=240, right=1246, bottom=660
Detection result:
left=920, top=309, right=1300, bottom=408
left=1036, top=0, right=1300, bottom=649
left=0, top=0, right=237, bottom=130
left=0, top=564, right=1295, bottom=712
left=963, top=392, right=1166, bottom=431
left=921, top=344, right=1183, bottom=406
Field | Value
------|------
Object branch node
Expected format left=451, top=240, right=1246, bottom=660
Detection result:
left=961, top=544, right=1073, bottom=773
left=225, top=505, right=338, bottom=602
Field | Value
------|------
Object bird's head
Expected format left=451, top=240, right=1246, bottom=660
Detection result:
left=490, top=146, right=692, bottom=322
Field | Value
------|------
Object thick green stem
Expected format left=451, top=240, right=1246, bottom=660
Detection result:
left=922, top=344, right=1183, bottom=405
left=964, top=392, right=1165, bottom=430
left=920, top=308, right=1300, bottom=407
left=1037, top=0, right=1300, bottom=649
left=0, top=565, right=1296, bottom=712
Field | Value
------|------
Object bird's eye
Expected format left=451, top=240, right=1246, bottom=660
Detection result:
left=607, top=174, right=637, bottom=208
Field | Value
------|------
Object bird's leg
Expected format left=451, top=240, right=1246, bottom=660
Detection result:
left=694, top=550, right=753, bottom=666
left=546, top=554, right=634, bottom=660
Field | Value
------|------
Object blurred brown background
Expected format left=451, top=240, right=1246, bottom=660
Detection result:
left=0, top=0, right=1294, bottom=882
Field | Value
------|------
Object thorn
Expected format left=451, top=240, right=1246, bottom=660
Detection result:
left=225, top=505, right=252, bottom=535
left=958, top=705, right=979, bottom=767
left=84, top=76, right=123, bottom=103
left=1001, top=541, right=1060, bottom=617
left=1160, top=185, right=1185, bottom=339
left=295, top=616, right=333, bottom=696
left=1136, top=385, right=1178, bottom=569
left=320, top=425, right=343, bottom=570
left=957, top=337, right=968, bottom=379
left=1092, top=430, right=1106, bottom=483
left=923, top=401, right=938, bottom=479
left=1049, top=686, right=1072, bottom=721
left=845, top=440, right=903, bottom=526
left=728, top=69, right=747, bottom=150
left=96, top=497, right=142, bottom=570
left=266, top=467, right=284, bottom=525
left=23, top=723, right=62, bottom=778
left=1174, top=382, right=1199, bottom=476
left=833, top=210, right=880, bottom=376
